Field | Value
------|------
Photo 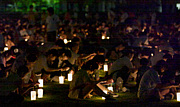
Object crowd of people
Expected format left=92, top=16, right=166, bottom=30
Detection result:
left=0, top=5, right=180, bottom=103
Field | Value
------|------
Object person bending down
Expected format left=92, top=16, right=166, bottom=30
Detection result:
left=68, top=61, right=116, bottom=100
left=137, top=60, right=180, bottom=101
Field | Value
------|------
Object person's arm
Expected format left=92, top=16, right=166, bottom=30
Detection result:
left=156, top=83, right=180, bottom=89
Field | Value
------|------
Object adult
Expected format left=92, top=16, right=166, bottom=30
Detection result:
left=46, top=7, right=60, bottom=42
left=137, top=60, right=179, bottom=101
left=0, top=67, right=24, bottom=103
left=68, top=61, right=116, bottom=100
left=108, top=49, right=135, bottom=91
left=27, top=5, right=36, bottom=25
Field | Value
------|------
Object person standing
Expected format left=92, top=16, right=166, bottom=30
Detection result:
left=46, top=7, right=60, bottom=42
left=27, top=5, right=36, bottom=26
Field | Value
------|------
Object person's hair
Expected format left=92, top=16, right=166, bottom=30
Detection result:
left=17, top=65, right=29, bottom=78
left=64, top=49, right=72, bottom=58
left=46, top=49, right=58, bottom=57
left=96, top=47, right=105, bottom=54
left=47, top=7, right=54, bottom=14
left=72, top=37, right=81, bottom=43
left=163, top=54, right=172, bottom=60
left=26, top=53, right=37, bottom=62
left=121, top=48, right=134, bottom=57
left=92, top=55, right=105, bottom=64
left=140, top=58, right=149, bottom=66
left=30, top=5, right=33, bottom=9
left=67, top=42, right=79, bottom=50
left=153, top=60, right=168, bottom=74
left=55, top=39, right=65, bottom=47
left=58, top=49, right=71, bottom=58
left=81, top=60, right=99, bottom=71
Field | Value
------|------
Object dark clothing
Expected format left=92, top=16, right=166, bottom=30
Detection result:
left=47, top=31, right=56, bottom=42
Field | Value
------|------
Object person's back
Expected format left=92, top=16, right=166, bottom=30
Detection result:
left=108, top=56, right=133, bottom=75
left=136, top=58, right=150, bottom=87
left=68, top=69, right=90, bottom=99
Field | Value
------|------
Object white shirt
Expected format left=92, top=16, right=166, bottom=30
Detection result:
left=68, top=51, right=79, bottom=65
left=33, top=55, right=50, bottom=73
left=137, top=68, right=161, bottom=98
left=46, top=14, right=60, bottom=32
left=108, top=56, right=133, bottom=75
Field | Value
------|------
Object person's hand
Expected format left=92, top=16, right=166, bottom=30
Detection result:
left=60, top=67, right=70, bottom=71
left=91, top=53, right=97, bottom=56
left=35, top=82, right=40, bottom=86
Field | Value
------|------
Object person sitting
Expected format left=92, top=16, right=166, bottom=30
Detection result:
left=137, top=60, right=180, bottom=101
left=0, top=64, right=24, bottom=103
left=17, top=65, right=39, bottom=96
left=108, top=49, right=136, bottom=92
left=68, top=61, right=116, bottom=101
left=136, top=58, right=150, bottom=90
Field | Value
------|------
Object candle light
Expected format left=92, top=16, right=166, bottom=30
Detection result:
left=38, top=89, right=43, bottom=98
left=4, top=47, right=8, bottom=51
left=38, top=79, right=43, bottom=87
left=31, top=91, right=36, bottom=101
left=107, top=86, right=113, bottom=92
left=103, top=90, right=108, bottom=94
left=102, top=97, right=106, bottom=99
left=151, top=53, right=154, bottom=56
left=177, top=92, right=180, bottom=101
left=104, top=63, right=108, bottom=72
left=25, top=38, right=28, bottom=41
left=64, top=39, right=68, bottom=44
left=59, top=76, right=64, bottom=84
left=68, top=73, right=73, bottom=81
left=102, top=35, right=105, bottom=40
left=106, top=37, right=110, bottom=39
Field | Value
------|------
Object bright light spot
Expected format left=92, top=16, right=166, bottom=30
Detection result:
left=103, top=90, right=108, bottom=94
left=177, top=92, right=180, bottom=101
left=176, top=3, right=180, bottom=10
left=108, top=86, right=113, bottom=92
left=64, top=39, right=68, bottom=44
left=4, top=47, right=8, bottom=51
left=102, top=36, right=105, bottom=40
left=102, top=97, right=106, bottom=99
left=14, top=48, right=19, bottom=53
left=151, top=53, right=153, bottom=56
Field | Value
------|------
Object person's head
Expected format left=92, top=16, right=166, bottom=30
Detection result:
left=17, top=65, right=29, bottom=78
left=81, top=60, right=99, bottom=74
left=26, top=53, right=37, bottom=68
left=96, top=47, right=105, bottom=55
left=122, top=48, right=134, bottom=61
left=67, top=42, right=79, bottom=53
left=46, top=49, right=59, bottom=61
left=163, top=53, right=172, bottom=62
left=154, top=60, right=168, bottom=75
left=72, top=37, right=81, bottom=45
left=47, top=7, right=54, bottom=15
left=30, top=5, right=33, bottom=10
left=140, top=58, right=149, bottom=66
left=114, top=42, right=126, bottom=52
left=55, top=39, right=65, bottom=48
left=91, top=55, right=105, bottom=68
left=58, top=49, right=71, bottom=61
